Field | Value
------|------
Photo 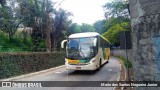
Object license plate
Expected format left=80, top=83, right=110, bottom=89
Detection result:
left=68, top=60, right=79, bottom=64
left=76, top=67, right=81, bottom=70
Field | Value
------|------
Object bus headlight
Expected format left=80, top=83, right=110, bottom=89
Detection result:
left=90, top=59, right=96, bottom=63
left=65, top=59, right=68, bottom=63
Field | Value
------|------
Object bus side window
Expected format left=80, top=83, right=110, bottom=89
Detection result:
left=100, top=38, right=109, bottom=48
left=95, top=37, right=99, bottom=54
left=100, top=37, right=104, bottom=48
left=103, top=41, right=110, bottom=48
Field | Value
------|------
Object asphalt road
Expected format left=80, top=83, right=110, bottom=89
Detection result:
left=0, top=57, right=121, bottom=90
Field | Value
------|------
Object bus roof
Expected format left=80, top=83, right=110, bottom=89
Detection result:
left=69, top=32, right=100, bottom=38
left=69, top=32, right=111, bottom=44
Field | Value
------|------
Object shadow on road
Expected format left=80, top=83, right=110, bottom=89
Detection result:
left=67, top=62, right=107, bottom=75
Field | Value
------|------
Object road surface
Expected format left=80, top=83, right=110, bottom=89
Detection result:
left=0, top=57, right=121, bottom=90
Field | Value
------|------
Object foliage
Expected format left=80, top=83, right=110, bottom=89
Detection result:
left=0, top=0, right=21, bottom=41
left=68, top=23, right=81, bottom=35
left=0, top=57, right=23, bottom=78
left=93, top=19, right=106, bottom=34
left=104, top=17, right=130, bottom=30
left=102, top=0, right=131, bottom=46
left=103, top=0, right=129, bottom=18
left=80, top=23, right=95, bottom=32
left=0, top=0, right=6, bottom=7
left=52, top=8, right=72, bottom=51
left=0, top=0, right=72, bottom=52
left=38, top=41, right=46, bottom=48
left=68, top=23, right=95, bottom=35
left=0, top=0, right=131, bottom=52
left=17, top=0, right=54, bottom=51
left=116, top=56, right=132, bottom=69
left=0, top=29, right=34, bottom=52
left=103, top=20, right=130, bottom=46
left=0, top=51, right=65, bottom=79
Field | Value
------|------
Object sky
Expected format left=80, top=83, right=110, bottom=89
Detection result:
left=53, top=0, right=111, bottom=25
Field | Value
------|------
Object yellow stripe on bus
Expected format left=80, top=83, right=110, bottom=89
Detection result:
left=106, top=48, right=110, bottom=60
left=67, top=59, right=79, bottom=64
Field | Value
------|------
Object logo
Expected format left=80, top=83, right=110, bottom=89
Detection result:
left=2, top=82, right=12, bottom=87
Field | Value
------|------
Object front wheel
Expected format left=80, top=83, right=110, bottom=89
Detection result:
left=97, top=60, right=101, bottom=71
left=106, top=60, right=109, bottom=63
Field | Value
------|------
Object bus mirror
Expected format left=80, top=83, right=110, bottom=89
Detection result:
left=110, top=45, right=113, bottom=50
left=61, top=40, right=67, bottom=49
left=93, top=38, right=97, bottom=46
left=110, top=45, right=112, bottom=50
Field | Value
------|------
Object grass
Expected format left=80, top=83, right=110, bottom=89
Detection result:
left=116, top=56, right=132, bottom=69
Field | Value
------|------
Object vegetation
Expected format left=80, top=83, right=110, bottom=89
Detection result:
left=93, top=19, right=106, bottom=34
left=0, top=0, right=130, bottom=52
left=116, top=56, right=132, bottom=69
left=0, top=0, right=132, bottom=79
left=0, top=0, right=72, bottom=52
left=102, top=0, right=130, bottom=46
left=0, top=52, right=65, bottom=79
left=0, top=0, right=97, bottom=52
left=68, top=23, right=95, bottom=35
left=102, top=18, right=130, bottom=46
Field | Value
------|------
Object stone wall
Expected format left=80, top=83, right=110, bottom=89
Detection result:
left=129, top=0, right=160, bottom=89
left=111, top=49, right=133, bottom=62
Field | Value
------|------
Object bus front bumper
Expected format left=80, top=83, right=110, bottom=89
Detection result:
left=65, top=62, right=98, bottom=70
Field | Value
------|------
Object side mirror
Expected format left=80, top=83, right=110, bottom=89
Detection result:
left=61, top=40, right=67, bottom=49
left=93, top=38, right=97, bottom=47
left=110, top=45, right=113, bottom=50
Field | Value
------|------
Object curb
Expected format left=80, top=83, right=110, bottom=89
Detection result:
left=0, top=65, right=65, bottom=81
left=121, top=61, right=127, bottom=90
left=113, top=57, right=127, bottom=90
left=112, top=57, right=124, bottom=90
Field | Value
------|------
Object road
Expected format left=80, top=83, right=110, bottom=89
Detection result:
left=0, top=57, right=121, bottom=90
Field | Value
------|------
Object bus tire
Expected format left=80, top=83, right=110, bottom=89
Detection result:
left=106, top=60, right=109, bottom=63
left=97, top=59, right=101, bottom=70
left=106, top=56, right=109, bottom=63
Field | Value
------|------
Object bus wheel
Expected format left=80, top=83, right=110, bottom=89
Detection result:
left=106, top=60, right=108, bottom=63
left=97, top=59, right=101, bottom=70
left=106, top=56, right=109, bottom=63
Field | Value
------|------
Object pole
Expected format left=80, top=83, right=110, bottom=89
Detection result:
left=124, top=32, right=130, bottom=81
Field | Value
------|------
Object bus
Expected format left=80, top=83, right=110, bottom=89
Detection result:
left=61, top=32, right=111, bottom=70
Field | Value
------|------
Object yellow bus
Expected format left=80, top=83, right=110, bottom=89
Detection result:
left=61, top=32, right=110, bottom=70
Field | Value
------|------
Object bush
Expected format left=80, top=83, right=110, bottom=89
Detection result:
left=0, top=30, right=34, bottom=52
left=0, top=31, right=9, bottom=46
left=0, top=51, right=65, bottom=79
left=116, top=56, right=132, bottom=69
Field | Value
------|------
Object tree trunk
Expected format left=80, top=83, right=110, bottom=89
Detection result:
left=32, top=28, right=38, bottom=51
left=45, top=0, right=51, bottom=52
left=53, top=34, right=57, bottom=51
left=9, top=32, right=13, bottom=43
left=45, top=27, right=51, bottom=52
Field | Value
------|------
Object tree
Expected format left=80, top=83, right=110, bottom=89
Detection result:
left=0, top=0, right=6, bottom=7
left=102, top=0, right=131, bottom=46
left=80, top=23, right=95, bottom=32
left=44, top=0, right=53, bottom=52
left=68, top=23, right=80, bottom=35
left=0, top=0, right=21, bottom=42
left=104, top=17, right=130, bottom=30
left=102, top=21, right=130, bottom=46
left=103, top=0, right=129, bottom=19
left=93, top=19, right=106, bottom=34
left=0, top=0, right=72, bottom=52
left=17, top=0, right=72, bottom=51
left=51, top=8, right=72, bottom=51
left=17, top=0, right=55, bottom=51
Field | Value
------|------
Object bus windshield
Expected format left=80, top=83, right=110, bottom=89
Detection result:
left=67, top=37, right=97, bottom=60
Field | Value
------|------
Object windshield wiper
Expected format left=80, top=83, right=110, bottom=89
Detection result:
left=79, top=46, right=87, bottom=60
left=70, top=51, right=78, bottom=59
